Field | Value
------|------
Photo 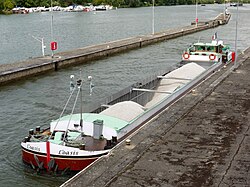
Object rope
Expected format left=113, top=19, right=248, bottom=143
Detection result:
left=49, top=86, right=77, bottom=140
left=62, top=83, right=82, bottom=142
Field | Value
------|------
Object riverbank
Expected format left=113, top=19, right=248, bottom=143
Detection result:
left=0, top=13, right=230, bottom=85
left=0, top=10, right=12, bottom=14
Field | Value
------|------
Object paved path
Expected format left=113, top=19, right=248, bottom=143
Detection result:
left=61, top=48, right=250, bottom=187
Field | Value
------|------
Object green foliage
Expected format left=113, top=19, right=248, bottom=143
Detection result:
left=92, top=0, right=103, bottom=5
left=0, top=0, right=249, bottom=13
left=0, top=0, right=14, bottom=10
left=4, top=0, right=14, bottom=9
left=0, top=0, right=4, bottom=10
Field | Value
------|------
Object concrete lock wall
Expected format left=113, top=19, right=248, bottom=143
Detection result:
left=0, top=13, right=230, bottom=85
left=0, top=63, right=54, bottom=84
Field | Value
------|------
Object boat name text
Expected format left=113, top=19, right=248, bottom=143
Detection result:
left=59, top=150, right=79, bottom=156
left=27, top=144, right=41, bottom=152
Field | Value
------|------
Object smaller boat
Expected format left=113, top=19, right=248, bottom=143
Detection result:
left=182, top=33, right=232, bottom=63
left=12, top=7, right=29, bottom=14
left=94, top=5, right=113, bottom=11
left=230, top=2, right=243, bottom=7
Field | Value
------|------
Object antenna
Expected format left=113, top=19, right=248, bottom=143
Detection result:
left=198, top=36, right=201, bottom=43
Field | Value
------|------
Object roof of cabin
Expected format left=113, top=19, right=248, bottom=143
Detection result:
left=193, top=42, right=219, bottom=47
left=51, top=113, right=129, bottom=132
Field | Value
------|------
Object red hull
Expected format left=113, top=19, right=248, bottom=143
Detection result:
left=22, top=149, right=97, bottom=171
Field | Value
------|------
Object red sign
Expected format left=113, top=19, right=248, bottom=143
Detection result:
left=50, top=41, right=57, bottom=51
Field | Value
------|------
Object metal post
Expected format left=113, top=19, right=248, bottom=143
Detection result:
left=41, top=38, right=45, bottom=56
left=224, top=0, right=226, bottom=20
left=80, top=71, right=83, bottom=129
left=196, top=0, right=198, bottom=27
left=152, top=0, right=155, bottom=35
left=234, top=0, right=239, bottom=68
left=51, top=0, right=54, bottom=58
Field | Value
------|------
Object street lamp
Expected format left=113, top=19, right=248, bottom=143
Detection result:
left=224, top=0, right=226, bottom=19
left=51, top=0, right=54, bottom=58
left=152, top=0, right=155, bottom=34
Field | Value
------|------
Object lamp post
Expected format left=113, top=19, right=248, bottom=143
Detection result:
left=224, top=0, right=226, bottom=19
left=195, top=0, right=198, bottom=27
left=51, top=0, right=54, bottom=58
left=152, top=0, right=155, bottom=35
left=234, top=0, right=239, bottom=68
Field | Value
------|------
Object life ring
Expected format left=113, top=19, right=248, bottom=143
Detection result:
left=209, top=54, right=216, bottom=61
left=183, top=52, right=190, bottom=60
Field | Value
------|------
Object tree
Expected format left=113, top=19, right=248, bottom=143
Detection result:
left=15, top=0, right=25, bottom=7
left=3, top=0, right=14, bottom=10
left=0, top=0, right=4, bottom=10
left=92, top=0, right=103, bottom=5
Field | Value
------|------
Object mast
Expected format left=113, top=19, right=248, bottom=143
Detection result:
left=79, top=71, right=83, bottom=130
left=78, top=72, right=94, bottom=131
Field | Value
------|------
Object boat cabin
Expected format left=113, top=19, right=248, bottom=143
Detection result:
left=189, top=41, right=225, bottom=54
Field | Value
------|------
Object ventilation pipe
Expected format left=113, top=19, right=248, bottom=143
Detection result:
left=93, top=119, right=104, bottom=139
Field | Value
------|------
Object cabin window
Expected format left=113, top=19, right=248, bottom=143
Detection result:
left=207, top=46, right=216, bottom=52
left=196, top=46, right=205, bottom=51
left=189, top=46, right=195, bottom=52
left=194, top=45, right=216, bottom=52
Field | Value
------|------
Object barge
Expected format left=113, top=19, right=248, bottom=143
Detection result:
left=21, top=61, right=226, bottom=173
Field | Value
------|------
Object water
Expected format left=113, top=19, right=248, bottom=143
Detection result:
left=0, top=4, right=250, bottom=187
left=0, top=5, right=226, bottom=65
